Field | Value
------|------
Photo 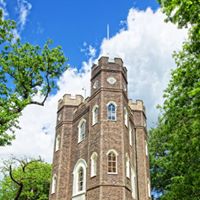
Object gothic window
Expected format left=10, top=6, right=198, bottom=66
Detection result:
left=126, top=154, right=130, bottom=178
left=72, top=159, right=87, bottom=196
left=129, top=124, right=132, bottom=146
left=78, top=167, right=84, bottom=191
left=124, top=107, right=128, bottom=127
left=90, top=152, right=98, bottom=177
left=92, top=105, right=99, bottom=125
left=55, top=134, right=61, bottom=151
left=107, top=149, right=118, bottom=174
left=107, top=102, right=117, bottom=121
left=78, top=119, right=86, bottom=143
left=51, top=174, right=57, bottom=194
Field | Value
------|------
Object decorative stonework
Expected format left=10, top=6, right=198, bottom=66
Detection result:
left=107, top=76, right=117, bottom=85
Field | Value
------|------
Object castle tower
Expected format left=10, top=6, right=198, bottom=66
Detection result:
left=49, top=56, right=151, bottom=200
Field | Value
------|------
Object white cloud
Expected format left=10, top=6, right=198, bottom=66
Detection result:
left=17, top=0, right=32, bottom=31
left=0, top=8, right=187, bottom=163
left=100, top=8, right=187, bottom=127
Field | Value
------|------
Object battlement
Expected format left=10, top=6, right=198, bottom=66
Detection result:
left=91, top=56, right=127, bottom=81
left=58, top=94, right=84, bottom=110
left=129, top=99, right=146, bottom=112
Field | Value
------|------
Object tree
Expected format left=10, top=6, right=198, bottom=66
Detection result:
left=149, top=0, right=200, bottom=199
left=0, top=157, right=52, bottom=200
left=0, top=9, right=68, bottom=145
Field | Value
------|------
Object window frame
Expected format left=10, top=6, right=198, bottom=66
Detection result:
left=90, top=152, right=98, bottom=177
left=51, top=174, right=57, bottom=194
left=72, top=159, right=87, bottom=197
left=129, top=122, right=133, bottom=146
left=126, top=154, right=130, bottom=178
left=78, top=119, right=86, bottom=143
left=92, top=105, right=99, bottom=125
left=107, top=101, right=117, bottom=121
left=55, top=134, right=61, bottom=152
left=124, top=107, right=128, bottom=127
left=106, top=149, right=118, bottom=174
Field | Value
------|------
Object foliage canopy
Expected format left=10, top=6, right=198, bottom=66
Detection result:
left=149, top=0, right=200, bottom=199
left=0, top=9, right=68, bottom=145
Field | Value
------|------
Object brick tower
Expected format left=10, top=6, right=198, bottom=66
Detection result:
left=49, top=56, right=151, bottom=200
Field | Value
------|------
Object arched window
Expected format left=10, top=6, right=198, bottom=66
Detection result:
left=78, top=119, right=86, bottom=143
left=131, top=168, right=136, bottom=199
left=129, top=124, right=132, bottom=146
left=107, top=149, right=118, bottom=174
left=91, top=152, right=98, bottom=177
left=78, top=167, right=84, bottom=191
left=72, top=159, right=87, bottom=196
left=51, top=174, right=57, bottom=194
left=55, top=134, right=61, bottom=151
left=124, top=107, right=128, bottom=126
left=92, top=105, right=99, bottom=125
left=107, top=102, right=117, bottom=121
left=126, top=154, right=130, bottom=178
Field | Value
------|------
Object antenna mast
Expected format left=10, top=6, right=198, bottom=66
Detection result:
left=107, top=24, right=110, bottom=40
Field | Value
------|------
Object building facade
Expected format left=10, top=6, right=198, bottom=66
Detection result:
left=49, top=56, right=151, bottom=200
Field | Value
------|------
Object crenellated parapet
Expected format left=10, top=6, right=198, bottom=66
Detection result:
left=91, top=56, right=127, bottom=81
left=58, top=94, right=84, bottom=110
left=129, top=99, right=146, bottom=113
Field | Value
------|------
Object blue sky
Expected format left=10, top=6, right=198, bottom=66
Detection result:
left=6, top=0, right=159, bottom=68
left=0, top=0, right=187, bottom=163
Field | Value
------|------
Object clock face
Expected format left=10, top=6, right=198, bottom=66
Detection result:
left=93, top=80, right=99, bottom=89
left=107, top=77, right=116, bottom=85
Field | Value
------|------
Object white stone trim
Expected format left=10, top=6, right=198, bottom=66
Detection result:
left=51, top=173, right=57, bottom=194
left=125, top=153, right=130, bottom=178
left=55, top=134, right=61, bottom=152
left=124, top=107, right=128, bottom=127
left=106, top=149, right=118, bottom=174
left=78, top=118, right=86, bottom=143
left=92, top=105, right=99, bottom=125
left=106, top=101, right=117, bottom=121
left=72, top=159, right=87, bottom=197
left=90, top=152, right=98, bottom=177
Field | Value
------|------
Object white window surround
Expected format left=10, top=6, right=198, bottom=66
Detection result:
left=90, top=152, right=98, bottom=177
left=106, top=149, right=118, bottom=174
left=72, top=159, right=87, bottom=197
left=55, top=134, right=61, bottom=152
left=148, top=178, right=151, bottom=197
left=129, top=124, right=132, bottom=146
left=78, top=119, right=86, bottom=143
left=107, top=101, right=117, bottom=121
left=51, top=174, right=57, bottom=194
left=131, top=167, right=136, bottom=199
left=126, top=154, right=130, bottom=178
left=124, top=107, right=128, bottom=127
left=92, top=105, right=99, bottom=125
left=145, top=141, right=148, bottom=156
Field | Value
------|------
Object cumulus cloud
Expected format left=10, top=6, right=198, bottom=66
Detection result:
left=17, top=0, right=32, bottom=31
left=100, top=8, right=187, bottom=127
left=0, top=8, right=187, bottom=163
